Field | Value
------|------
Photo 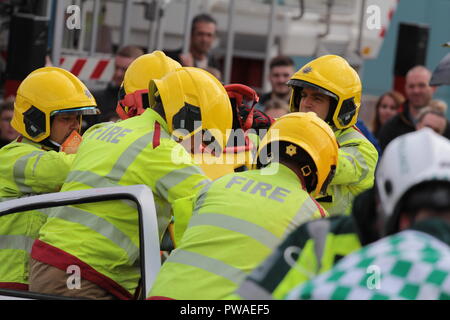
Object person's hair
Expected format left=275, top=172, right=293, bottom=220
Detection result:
left=191, top=13, right=217, bottom=33
left=415, top=106, right=446, bottom=124
left=0, top=100, right=14, bottom=115
left=406, top=65, right=431, bottom=80
left=429, top=99, right=448, bottom=114
left=116, top=45, right=144, bottom=59
left=372, top=91, right=405, bottom=135
left=394, top=181, right=450, bottom=231
left=269, top=56, right=295, bottom=70
left=264, top=98, right=289, bottom=112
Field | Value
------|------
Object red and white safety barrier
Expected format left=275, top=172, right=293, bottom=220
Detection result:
left=59, top=56, right=114, bottom=82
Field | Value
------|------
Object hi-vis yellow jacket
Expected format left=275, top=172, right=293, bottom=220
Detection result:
left=148, top=163, right=327, bottom=300
left=33, top=108, right=210, bottom=299
left=317, top=126, right=378, bottom=215
left=0, top=137, right=74, bottom=290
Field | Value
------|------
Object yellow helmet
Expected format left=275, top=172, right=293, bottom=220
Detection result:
left=149, top=67, right=232, bottom=152
left=288, top=55, right=362, bottom=129
left=11, top=67, right=98, bottom=142
left=258, top=112, right=338, bottom=197
left=116, top=51, right=181, bottom=119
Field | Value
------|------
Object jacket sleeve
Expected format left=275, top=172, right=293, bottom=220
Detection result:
left=331, top=132, right=378, bottom=193
left=24, top=150, right=76, bottom=194
left=145, top=139, right=211, bottom=243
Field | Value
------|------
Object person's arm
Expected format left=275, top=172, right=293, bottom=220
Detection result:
left=145, top=139, right=211, bottom=244
left=331, top=132, right=378, bottom=192
left=23, top=151, right=76, bottom=193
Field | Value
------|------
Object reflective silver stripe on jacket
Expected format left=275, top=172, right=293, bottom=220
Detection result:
left=66, top=131, right=155, bottom=187
left=280, top=196, right=322, bottom=240
left=49, top=205, right=139, bottom=262
left=167, top=249, right=247, bottom=284
left=337, top=129, right=365, bottom=144
left=155, top=165, right=205, bottom=200
left=188, top=213, right=280, bottom=249
left=307, top=219, right=331, bottom=272
left=235, top=279, right=274, bottom=300
left=0, top=235, right=35, bottom=253
left=13, top=151, right=45, bottom=194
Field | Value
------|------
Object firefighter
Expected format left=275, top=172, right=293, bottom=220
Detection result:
left=28, top=67, right=233, bottom=300
left=147, top=112, right=338, bottom=300
left=115, top=50, right=181, bottom=120
left=198, top=84, right=274, bottom=179
left=0, top=67, right=98, bottom=290
left=288, top=55, right=378, bottom=216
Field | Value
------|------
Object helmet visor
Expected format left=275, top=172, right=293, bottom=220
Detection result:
left=288, top=79, right=339, bottom=101
left=50, top=106, right=100, bottom=117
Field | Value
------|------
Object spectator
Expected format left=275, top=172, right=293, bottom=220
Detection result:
left=263, top=98, right=290, bottom=119
left=429, top=99, right=448, bottom=114
left=89, top=45, right=144, bottom=127
left=377, top=66, right=450, bottom=150
left=415, top=106, right=447, bottom=135
left=371, top=91, right=405, bottom=138
left=0, top=99, right=18, bottom=147
left=257, top=56, right=295, bottom=111
left=165, top=14, right=220, bottom=71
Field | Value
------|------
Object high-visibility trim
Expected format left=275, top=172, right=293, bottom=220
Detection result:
left=343, top=146, right=369, bottom=185
left=307, top=219, right=331, bottom=273
left=13, top=151, right=45, bottom=194
left=337, top=129, right=365, bottom=144
left=50, top=206, right=139, bottom=262
left=235, top=279, right=274, bottom=300
left=66, top=170, right=118, bottom=189
left=108, top=132, right=156, bottom=181
left=188, top=213, right=280, bottom=249
left=155, top=165, right=205, bottom=200
left=0, top=235, right=35, bottom=253
left=31, top=152, right=45, bottom=176
left=288, top=197, right=323, bottom=233
left=192, top=181, right=214, bottom=215
left=167, top=249, right=246, bottom=284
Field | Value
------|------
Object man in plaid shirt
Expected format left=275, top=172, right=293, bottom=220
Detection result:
left=286, top=128, right=450, bottom=300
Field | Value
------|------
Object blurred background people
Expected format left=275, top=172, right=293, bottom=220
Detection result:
left=415, top=106, right=447, bottom=135
left=371, top=91, right=405, bottom=138
left=377, top=66, right=450, bottom=150
left=166, top=13, right=220, bottom=72
left=88, top=45, right=144, bottom=127
left=0, top=98, right=18, bottom=147
left=257, top=56, right=295, bottom=111
left=429, top=99, right=448, bottom=114
left=263, top=98, right=290, bottom=119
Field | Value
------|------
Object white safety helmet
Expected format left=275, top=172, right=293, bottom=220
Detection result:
left=376, top=128, right=450, bottom=234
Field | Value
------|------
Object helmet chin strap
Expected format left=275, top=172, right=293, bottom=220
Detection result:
left=40, top=137, right=61, bottom=151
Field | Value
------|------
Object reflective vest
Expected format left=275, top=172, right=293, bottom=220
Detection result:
left=231, top=216, right=361, bottom=300
left=32, top=109, right=210, bottom=299
left=148, top=163, right=327, bottom=300
left=317, top=126, right=378, bottom=215
left=0, top=137, right=74, bottom=289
